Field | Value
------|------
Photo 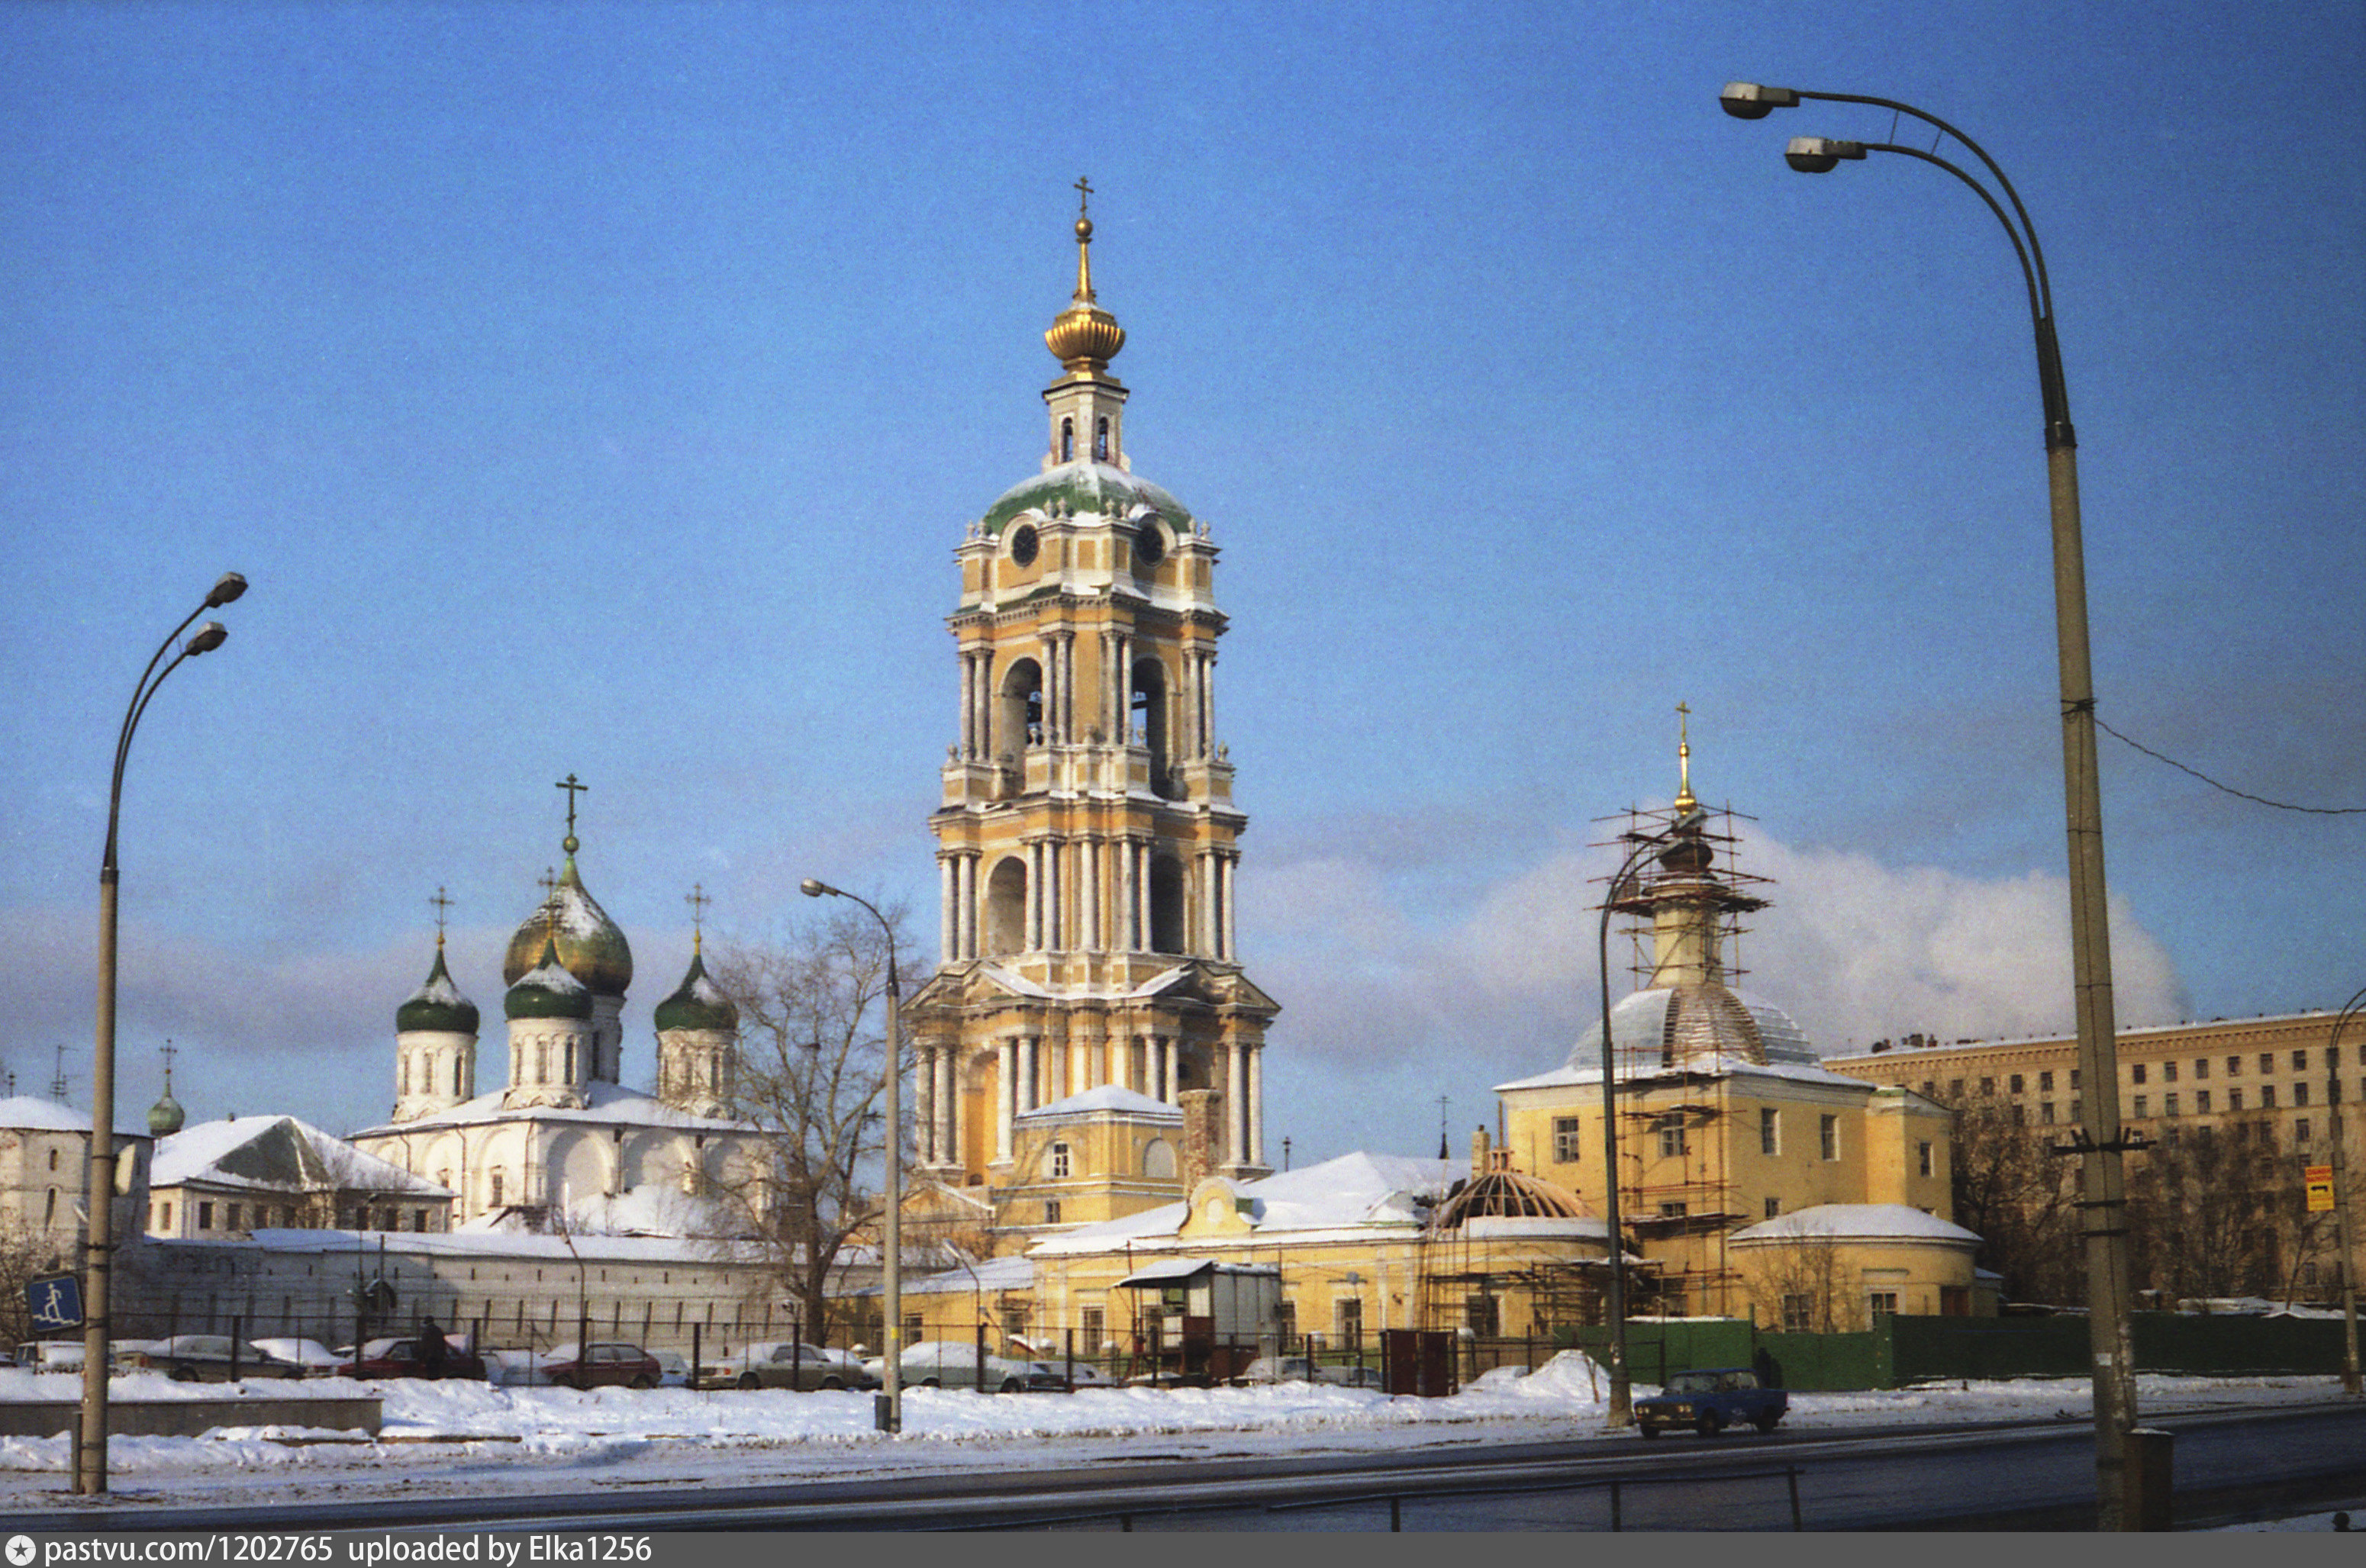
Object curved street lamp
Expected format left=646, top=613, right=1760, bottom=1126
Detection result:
left=800, top=877, right=904, bottom=1434
left=80, top=571, right=246, bottom=1496
left=1720, top=82, right=2142, bottom=1528
left=1594, top=805, right=1706, bottom=1428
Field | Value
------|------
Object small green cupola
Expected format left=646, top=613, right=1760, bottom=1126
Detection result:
left=397, top=944, right=482, bottom=1035
left=654, top=938, right=740, bottom=1034
left=504, top=934, right=595, bottom=1022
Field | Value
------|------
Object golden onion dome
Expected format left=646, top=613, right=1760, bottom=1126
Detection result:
left=502, top=854, right=633, bottom=998
left=1044, top=213, right=1125, bottom=371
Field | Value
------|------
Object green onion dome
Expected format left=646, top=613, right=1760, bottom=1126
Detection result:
left=147, top=1087, right=186, bottom=1138
left=504, top=935, right=595, bottom=1022
left=653, top=945, right=740, bottom=1034
left=396, top=945, right=481, bottom=1035
left=502, top=855, right=633, bottom=998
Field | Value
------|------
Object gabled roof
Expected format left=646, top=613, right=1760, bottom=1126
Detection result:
left=153, top=1116, right=450, bottom=1197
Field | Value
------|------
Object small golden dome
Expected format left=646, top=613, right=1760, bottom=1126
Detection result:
left=1045, top=196, right=1125, bottom=371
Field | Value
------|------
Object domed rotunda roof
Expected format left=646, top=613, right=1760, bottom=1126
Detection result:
left=1568, top=983, right=1819, bottom=1072
left=503, top=856, right=632, bottom=998
left=396, top=945, right=480, bottom=1035
left=979, top=462, right=1194, bottom=539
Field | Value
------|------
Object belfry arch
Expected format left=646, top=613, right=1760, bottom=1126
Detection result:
left=998, top=657, right=1045, bottom=756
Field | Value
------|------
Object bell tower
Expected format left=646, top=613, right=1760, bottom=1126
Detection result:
left=904, top=186, right=1278, bottom=1230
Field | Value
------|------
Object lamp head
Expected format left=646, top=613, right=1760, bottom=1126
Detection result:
left=799, top=878, right=830, bottom=899
left=205, top=571, right=249, bottom=608
left=185, top=622, right=228, bottom=655
left=1720, top=82, right=1799, bottom=119
left=1784, top=137, right=1866, bottom=174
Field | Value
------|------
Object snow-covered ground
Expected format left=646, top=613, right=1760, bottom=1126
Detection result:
left=0, top=1355, right=2352, bottom=1521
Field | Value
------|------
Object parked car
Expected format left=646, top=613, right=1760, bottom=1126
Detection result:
left=112, top=1335, right=305, bottom=1383
left=875, top=1340, right=1034, bottom=1393
left=337, top=1335, right=489, bottom=1382
left=650, top=1349, right=692, bottom=1388
left=708, top=1341, right=877, bottom=1392
left=250, top=1338, right=346, bottom=1377
left=1633, top=1367, right=1787, bottom=1438
left=14, top=1341, right=84, bottom=1374
left=1239, top=1356, right=1380, bottom=1388
left=534, top=1341, right=663, bottom=1390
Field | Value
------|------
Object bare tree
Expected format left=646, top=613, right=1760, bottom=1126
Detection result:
left=701, top=900, right=914, bottom=1341
left=1949, top=1096, right=2085, bottom=1306
left=2126, top=1122, right=2300, bottom=1302
left=1752, top=1231, right=1848, bottom=1332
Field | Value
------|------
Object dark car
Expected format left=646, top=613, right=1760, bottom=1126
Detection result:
left=537, top=1341, right=663, bottom=1389
left=1634, top=1367, right=1787, bottom=1438
left=339, top=1334, right=489, bottom=1382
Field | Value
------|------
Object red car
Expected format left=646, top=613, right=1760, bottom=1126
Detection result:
left=340, top=1335, right=488, bottom=1382
left=537, top=1341, right=662, bottom=1389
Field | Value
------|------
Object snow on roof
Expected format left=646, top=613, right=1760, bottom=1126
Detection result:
left=0, top=1095, right=150, bottom=1140
left=347, top=1079, right=750, bottom=1138
left=1030, top=1151, right=1465, bottom=1255
left=152, top=1116, right=449, bottom=1196
left=1117, top=1257, right=1279, bottom=1287
left=556, top=1182, right=735, bottom=1240
left=1495, top=1054, right=1874, bottom=1094
left=859, top=1251, right=1036, bottom=1299
left=1015, top=1084, right=1181, bottom=1122
left=1728, top=1203, right=1981, bottom=1245
left=166, top=1225, right=766, bottom=1267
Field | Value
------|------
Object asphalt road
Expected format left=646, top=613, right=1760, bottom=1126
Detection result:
left=5, top=1402, right=2362, bottom=1532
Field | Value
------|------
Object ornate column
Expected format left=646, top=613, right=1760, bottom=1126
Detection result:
left=1024, top=841, right=1043, bottom=951
left=957, top=854, right=978, bottom=961
left=936, top=1049, right=956, bottom=1170
left=1081, top=841, right=1100, bottom=951
left=939, top=857, right=956, bottom=966
left=1120, top=839, right=1139, bottom=950
left=1046, top=838, right=1062, bottom=951
left=1227, top=1040, right=1246, bottom=1167
left=1160, top=1036, right=1178, bottom=1103
left=996, top=1039, right=1017, bottom=1165
left=916, top=1045, right=938, bottom=1166
left=1221, top=853, right=1238, bottom=961
left=1017, top=1035, right=1037, bottom=1115
left=1248, top=1046, right=1264, bottom=1167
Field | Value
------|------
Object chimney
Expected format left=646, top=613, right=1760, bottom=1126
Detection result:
left=1179, top=1089, right=1222, bottom=1193
left=1470, top=1125, right=1491, bottom=1178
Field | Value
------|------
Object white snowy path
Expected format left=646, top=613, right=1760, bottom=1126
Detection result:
left=0, top=1356, right=2351, bottom=1517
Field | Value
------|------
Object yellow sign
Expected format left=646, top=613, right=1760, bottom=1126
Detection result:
left=2305, top=1164, right=2335, bottom=1213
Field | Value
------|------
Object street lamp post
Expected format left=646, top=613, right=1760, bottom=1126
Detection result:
left=1720, top=82, right=2143, bottom=1528
left=2329, top=987, right=2364, bottom=1398
left=79, top=571, right=247, bottom=1496
left=800, top=878, right=904, bottom=1434
left=1594, top=807, right=1706, bottom=1428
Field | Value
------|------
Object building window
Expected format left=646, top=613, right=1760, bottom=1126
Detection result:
left=1044, top=1201, right=1062, bottom=1225
left=1920, top=1080, right=1936, bottom=1098
left=1949, top=1080, right=1965, bottom=1100
left=1979, top=1077, right=1996, bottom=1096
left=489, top=1170, right=505, bottom=1207
left=2194, top=1058, right=2210, bottom=1080
left=1094, top=416, right=1110, bottom=461
left=1464, top=1296, right=1498, bottom=1337
left=1918, top=1140, right=1934, bottom=1177
left=2261, top=1084, right=2277, bottom=1109
left=2071, top=1100, right=2081, bottom=1122
left=1760, top=1108, right=1780, bottom=1156
left=2196, top=1090, right=2212, bottom=1113
left=1657, top=1201, right=1688, bottom=1219
left=1765, top=1196, right=1781, bottom=1219
left=2039, top=1071, right=2054, bottom=1093
left=1335, top=1297, right=1363, bottom=1342
left=2165, top=1093, right=2180, bottom=1116
left=1081, top=1306, right=1104, bottom=1348
left=2296, top=1118, right=2313, bottom=1145
left=2132, top=1064, right=2147, bottom=1085
left=1656, top=1114, right=1687, bottom=1158
left=1781, top=1294, right=1814, bottom=1332
left=1868, top=1292, right=1900, bottom=1318
left=2010, top=1104, right=2026, bottom=1125
left=1552, top=1116, right=1583, bottom=1164
left=2009, top=1074, right=2025, bottom=1094
left=2040, top=1102, right=2055, bottom=1124
left=2260, top=1053, right=2275, bottom=1074
left=2164, top=1061, right=2179, bottom=1083
left=1060, top=417, right=1074, bottom=462
left=1051, top=1141, right=1072, bottom=1179
left=2293, top=1050, right=2309, bottom=1071
left=198, top=1201, right=214, bottom=1230
left=1820, top=1114, right=1839, bottom=1161
left=225, top=1203, right=241, bottom=1232
left=158, top=1202, right=172, bottom=1230
left=2070, top=1070, right=2081, bottom=1090
left=2132, top=1095, right=2148, bottom=1119
left=2228, top=1089, right=2243, bottom=1112
left=2295, top=1082, right=2311, bottom=1106
left=2227, top=1056, right=2242, bottom=1077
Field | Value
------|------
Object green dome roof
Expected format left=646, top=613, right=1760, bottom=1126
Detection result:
left=979, top=459, right=1193, bottom=538
left=504, top=936, right=595, bottom=1022
left=654, top=946, right=740, bottom=1034
left=503, top=856, right=633, bottom=997
left=147, top=1089, right=186, bottom=1138
left=396, top=946, right=481, bottom=1035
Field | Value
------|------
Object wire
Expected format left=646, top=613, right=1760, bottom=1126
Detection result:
left=2091, top=713, right=2365, bottom=816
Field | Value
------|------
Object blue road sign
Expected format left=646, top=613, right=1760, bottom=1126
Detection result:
left=27, top=1273, right=82, bottom=1334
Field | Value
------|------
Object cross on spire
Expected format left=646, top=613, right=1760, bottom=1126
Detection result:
left=429, top=886, right=453, bottom=948
left=555, top=773, right=588, bottom=854
left=160, top=1039, right=177, bottom=1092
left=685, top=884, right=712, bottom=951
left=1674, top=700, right=1697, bottom=810
left=1074, top=174, right=1093, bottom=219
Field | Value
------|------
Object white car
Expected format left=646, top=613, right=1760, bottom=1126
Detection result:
left=873, top=1340, right=1035, bottom=1393
left=250, top=1338, right=345, bottom=1377
left=707, top=1341, right=876, bottom=1391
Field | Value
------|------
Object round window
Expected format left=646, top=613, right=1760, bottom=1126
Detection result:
left=1133, top=523, right=1165, bottom=566
left=1010, top=524, right=1039, bottom=567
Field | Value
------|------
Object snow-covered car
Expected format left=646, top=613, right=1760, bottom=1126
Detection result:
left=1238, top=1356, right=1380, bottom=1388
left=14, top=1341, right=84, bottom=1374
left=1021, top=1360, right=1112, bottom=1391
left=707, top=1341, right=876, bottom=1391
left=874, top=1340, right=1034, bottom=1392
left=250, top=1338, right=345, bottom=1377
left=113, top=1335, right=305, bottom=1382
left=338, top=1334, right=489, bottom=1382
left=650, top=1350, right=691, bottom=1388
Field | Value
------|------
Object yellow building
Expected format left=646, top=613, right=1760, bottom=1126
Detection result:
left=903, top=192, right=1278, bottom=1237
left=1494, top=742, right=1978, bottom=1331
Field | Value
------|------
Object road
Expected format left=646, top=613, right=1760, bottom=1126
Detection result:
left=5, top=1402, right=2361, bottom=1531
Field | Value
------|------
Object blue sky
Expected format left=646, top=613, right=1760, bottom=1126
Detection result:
left=4, top=1, right=2361, bottom=1164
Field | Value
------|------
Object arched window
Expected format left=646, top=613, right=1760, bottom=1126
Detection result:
left=984, top=856, right=1029, bottom=956
left=1061, top=417, right=1075, bottom=463
left=1094, top=416, right=1110, bottom=461
left=400, top=1054, right=411, bottom=1096
left=1143, top=1138, right=1176, bottom=1180
left=488, top=1170, right=505, bottom=1207
left=565, top=1038, right=577, bottom=1082
left=998, top=657, right=1046, bottom=752
left=1149, top=855, right=1187, bottom=954
left=453, top=1056, right=464, bottom=1096
left=1131, top=657, right=1169, bottom=790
